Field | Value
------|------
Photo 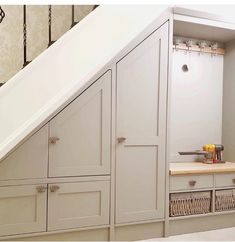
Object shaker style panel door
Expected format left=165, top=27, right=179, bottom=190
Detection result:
left=116, top=23, right=168, bottom=223
left=49, top=71, right=111, bottom=177
left=0, top=125, right=48, bottom=181
left=0, top=184, right=47, bottom=237
left=47, top=181, right=110, bottom=231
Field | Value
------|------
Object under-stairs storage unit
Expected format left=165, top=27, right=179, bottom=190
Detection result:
left=2, top=5, right=235, bottom=242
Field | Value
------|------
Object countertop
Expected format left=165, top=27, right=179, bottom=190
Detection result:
left=170, top=162, right=235, bottom=175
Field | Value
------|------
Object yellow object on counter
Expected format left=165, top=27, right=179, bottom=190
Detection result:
left=203, top=144, right=215, bottom=152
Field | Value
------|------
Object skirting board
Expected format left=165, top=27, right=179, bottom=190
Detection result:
left=10, top=222, right=164, bottom=241
left=5, top=213, right=235, bottom=241
left=170, top=213, right=235, bottom=236
left=115, top=222, right=164, bottom=241
left=13, top=228, right=109, bottom=241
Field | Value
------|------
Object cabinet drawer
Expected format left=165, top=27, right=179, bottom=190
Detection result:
left=170, top=175, right=213, bottom=191
left=48, top=181, right=110, bottom=231
left=215, top=173, right=235, bottom=188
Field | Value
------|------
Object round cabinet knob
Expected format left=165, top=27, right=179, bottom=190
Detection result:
left=36, top=185, right=47, bottom=193
left=49, top=137, right=60, bottom=144
left=189, top=180, right=197, bottom=187
left=50, top=185, right=60, bottom=192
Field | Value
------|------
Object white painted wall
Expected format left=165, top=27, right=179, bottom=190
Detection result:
left=223, top=40, right=235, bottom=162
left=169, top=50, right=223, bottom=162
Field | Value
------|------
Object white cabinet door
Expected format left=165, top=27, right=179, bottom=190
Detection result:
left=116, top=23, right=168, bottom=223
left=48, top=181, right=110, bottom=231
left=0, top=184, right=47, bottom=237
left=49, top=71, right=111, bottom=177
left=0, top=125, right=48, bottom=180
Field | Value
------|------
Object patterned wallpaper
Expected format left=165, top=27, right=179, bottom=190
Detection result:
left=0, top=5, right=94, bottom=83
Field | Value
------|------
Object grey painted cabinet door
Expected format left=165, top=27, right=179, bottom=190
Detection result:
left=116, top=23, right=168, bottom=223
left=48, top=181, right=110, bottom=231
left=0, top=125, right=48, bottom=181
left=0, top=184, right=47, bottom=237
left=49, top=71, right=111, bottom=177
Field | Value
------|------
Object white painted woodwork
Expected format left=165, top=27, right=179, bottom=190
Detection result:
left=169, top=50, right=223, bottom=162
left=116, top=23, right=169, bottom=223
left=170, top=174, right=213, bottom=191
left=48, top=181, right=110, bottom=231
left=173, top=6, right=235, bottom=24
left=49, top=71, right=111, bottom=177
left=0, top=125, right=48, bottom=181
left=173, top=17, right=235, bottom=43
left=0, top=184, right=47, bottom=237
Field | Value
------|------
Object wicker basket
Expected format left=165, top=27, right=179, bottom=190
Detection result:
left=170, top=191, right=211, bottom=217
left=215, top=189, right=235, bottom=212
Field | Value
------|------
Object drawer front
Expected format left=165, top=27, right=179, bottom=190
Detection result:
left=170, top=175, right=213, bottom=191
left=215, top=173, right=235, bottom=188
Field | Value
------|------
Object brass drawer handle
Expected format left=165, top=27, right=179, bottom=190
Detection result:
left=117, top=137, right=126, bottom=143
left=49, top=137, right=60, bottom=144
left=36, top=186, right=47, bottom=193
left=50, top=185, right=60, bottom=192
left=189, top=180, right=197, bottom=187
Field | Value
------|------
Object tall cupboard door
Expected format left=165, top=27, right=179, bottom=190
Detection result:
left=116, top=23, right=169, bottom=223
left=0, top=184, right=47, bottom=237
left=49, top=71, right=111, bottom=177
left=47, top=181, right=110, bottom=231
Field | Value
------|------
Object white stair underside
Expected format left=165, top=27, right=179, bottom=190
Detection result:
left=0, top=5, right=168, bottom=160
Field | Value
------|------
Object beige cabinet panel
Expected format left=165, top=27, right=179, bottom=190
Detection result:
left=0, top=125, right=48, bottom=181
left=48, top=181, right=110, bottom=231
left=49, top=71, right=111, bottom=177
left=0, top=184, right=47, bottom=237
left=215, top=173, right=235, bottom=188
left=170, top=174, right=213, bottom=192
left=116, top=23, right=168, bottom=223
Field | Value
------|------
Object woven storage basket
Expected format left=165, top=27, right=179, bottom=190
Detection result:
left=170, top=191, right=211, bottom=217
left=215, top=189, right=235, bottom=212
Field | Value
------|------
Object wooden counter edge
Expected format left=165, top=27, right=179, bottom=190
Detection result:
left=170, top=168, right=235, bottom=176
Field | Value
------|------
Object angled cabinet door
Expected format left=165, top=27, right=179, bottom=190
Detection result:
left=49, top=71, right=111, bottom=177
left=47, top=181, right=110, bottom=231
left=116, top=23, right=169, bottom=223
left=0, top=184, right=47, bottom=237
left=0, top=125, right=48, bottom=181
